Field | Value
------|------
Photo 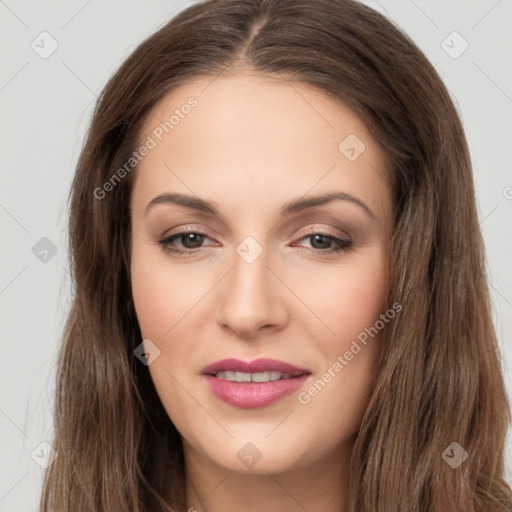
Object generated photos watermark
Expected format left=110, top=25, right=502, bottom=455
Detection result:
left=298, top=301, right=403, bottom=405
left=93, top=96, right=198, bottom=200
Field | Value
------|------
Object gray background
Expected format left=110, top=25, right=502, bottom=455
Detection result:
left=1, top=0, right=511, bottom=510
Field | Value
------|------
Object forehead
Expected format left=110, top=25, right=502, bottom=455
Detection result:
left=141, top=72, right=380, bottom=158
left=132, top=73, right=391, bottom=224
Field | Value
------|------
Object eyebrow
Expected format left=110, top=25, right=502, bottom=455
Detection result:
left=144, top=191, right=376, bottom=220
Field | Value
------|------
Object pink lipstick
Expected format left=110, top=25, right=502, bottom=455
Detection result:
left=201, top=358, right=311, bottom=409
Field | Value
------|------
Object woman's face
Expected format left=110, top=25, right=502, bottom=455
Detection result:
left=130, top=72, right=393, bottom=475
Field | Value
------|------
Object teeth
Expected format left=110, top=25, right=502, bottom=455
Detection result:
left=214, top=371, right=293, bottom=382
left=235, top=371, right=252, bottom=382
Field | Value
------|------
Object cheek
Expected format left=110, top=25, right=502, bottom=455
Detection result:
left=334, top=261, right=386, bottom=341
left=130, top=250, right=202, bottom=430
left=294, top=253, right=387, bottom=438
left=130, top=248, right=205, bottom=341
left=297, top=248, right=388, bottom=352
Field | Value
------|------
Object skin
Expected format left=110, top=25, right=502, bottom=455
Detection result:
left=130, top=70, right=393, bottom=512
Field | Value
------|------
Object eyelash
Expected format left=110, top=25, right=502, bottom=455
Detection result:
left=158, top=229, right=352, bottom=257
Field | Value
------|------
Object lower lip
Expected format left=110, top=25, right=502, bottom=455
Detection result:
left=203, top=374, right=310, bottom=409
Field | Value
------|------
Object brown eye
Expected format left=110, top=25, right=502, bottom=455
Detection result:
left=158, top=231, right=212, bottom=255
left=296, top=232, right=352, bottom=253
left=176, top=232, right=206, bottom=249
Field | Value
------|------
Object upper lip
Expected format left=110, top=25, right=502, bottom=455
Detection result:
left=201, top=358, right=311, bottom=377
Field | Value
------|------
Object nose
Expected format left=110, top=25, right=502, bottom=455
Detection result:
left=217, top=247, right=288, bottom=340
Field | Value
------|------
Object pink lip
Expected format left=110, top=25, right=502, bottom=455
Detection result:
left=201, top=358, right=312, bottom=409
left=201, top=358, right=310, bottom=376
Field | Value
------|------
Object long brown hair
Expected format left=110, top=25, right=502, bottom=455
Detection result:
left=40, top=0, right=512, bottom=510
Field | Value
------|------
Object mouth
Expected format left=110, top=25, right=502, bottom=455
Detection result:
left=211, top=370, right=300, bottom=382
left=201, top=357, right=311, bottom=377
left=201, top=358, right=312, bottom=409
